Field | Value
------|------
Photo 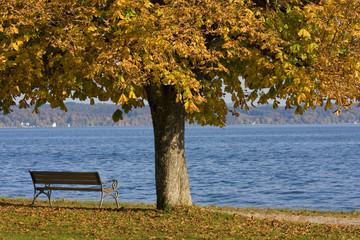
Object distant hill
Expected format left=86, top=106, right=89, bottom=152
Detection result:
left=227, top=105, right=360, bottom=125
left=0, top=102, right=359, bottom=127
left=0, top=103, right=151, bottom=128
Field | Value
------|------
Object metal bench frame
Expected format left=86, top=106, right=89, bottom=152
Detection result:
left=29, top=171, right=119, bottom=208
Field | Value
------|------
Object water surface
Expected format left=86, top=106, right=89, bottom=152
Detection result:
left=0, top=125, right=359, bottom=211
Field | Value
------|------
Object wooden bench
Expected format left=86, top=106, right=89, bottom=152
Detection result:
left=29, top=171, right=119, bottom=208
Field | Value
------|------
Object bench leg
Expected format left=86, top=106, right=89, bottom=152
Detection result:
left=113, top=190, right=119, bottom=208
left=99, top=190, right=119, bottom=208
left=32, top=186, right=52, bottom=207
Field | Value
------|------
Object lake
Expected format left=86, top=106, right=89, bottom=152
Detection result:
left=0, top=124, right=359, bottom=211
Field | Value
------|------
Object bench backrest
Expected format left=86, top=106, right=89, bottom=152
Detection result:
left=29, top=171, right=102, bottom=185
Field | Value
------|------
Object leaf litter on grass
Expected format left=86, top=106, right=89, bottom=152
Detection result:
left=1, top=198, right=360, bottom=239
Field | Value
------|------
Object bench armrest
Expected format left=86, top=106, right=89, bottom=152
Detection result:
left=102, top=179, right=119, bottom=189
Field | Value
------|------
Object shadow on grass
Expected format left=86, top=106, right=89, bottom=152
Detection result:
left=0, top=198, right=157, bottom=213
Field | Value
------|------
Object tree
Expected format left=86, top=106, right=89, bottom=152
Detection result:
left=1, top=0, right=359, bottom=209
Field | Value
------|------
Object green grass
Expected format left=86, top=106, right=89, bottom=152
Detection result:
left=1, top=197, right=360, bottom=239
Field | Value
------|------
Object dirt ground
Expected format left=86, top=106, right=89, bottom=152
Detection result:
left=226, top=211, right=360, bottom=226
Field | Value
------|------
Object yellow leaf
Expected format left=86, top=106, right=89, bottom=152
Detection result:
left=129, top=90, right=136, bottom=99
left=303, top=86, right=311, bottom=92
left=118, top=94, right=128, bottom=104
left=304, top=101, right=310, bottom=109
left=296, top=93, right=306, bottom=104
left=16, top=40, right=23, bottom=47
left=11, top=42, right=19, bottom=51
left=298, top=29, right=311, bottom=38
left=88, top=25, right=97, bottom=32
left=182, top=88, right=193, bottom=100
left=35, top=69, right=42, bottom=78
left=10, top=26, right=19, bottom=34
left=184, top=101, right=190, bottom=110
left=184, top=100, right=199, bottom=113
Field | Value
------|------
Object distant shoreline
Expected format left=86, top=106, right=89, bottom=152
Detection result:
left=1, top=102, right=360, bottom=127
left=0, top=122, right=359, bottom=129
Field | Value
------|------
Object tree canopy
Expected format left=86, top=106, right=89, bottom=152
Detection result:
left=1, top=0, right=359, bottom=121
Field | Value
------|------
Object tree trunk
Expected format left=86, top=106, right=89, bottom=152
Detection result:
left=145, top=84, right=192, bottom=210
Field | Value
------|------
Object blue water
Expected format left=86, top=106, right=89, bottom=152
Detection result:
left=0, top=125, right=359, bottom=211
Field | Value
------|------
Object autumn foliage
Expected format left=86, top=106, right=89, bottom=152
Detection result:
left=1, top=0, right=359, bottom=120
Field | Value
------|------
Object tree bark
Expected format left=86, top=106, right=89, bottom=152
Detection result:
left=145, top=84, right=192, bottom=210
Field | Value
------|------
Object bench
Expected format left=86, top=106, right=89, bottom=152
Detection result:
left=29, top=171, right=119, bottom=208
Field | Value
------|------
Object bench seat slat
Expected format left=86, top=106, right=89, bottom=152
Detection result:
left=36, top=187, right=115, bottom=192
left=34, top=180, right=100, bottom=185
left=36, top=187, right=102, bottom=191
left=33, top=173, right=98, bottom=178
left=31, top=172, right=100, bottom=181
left=31, top=171, right=98, bottom=175
left=34, top=175, right=99, bottom=181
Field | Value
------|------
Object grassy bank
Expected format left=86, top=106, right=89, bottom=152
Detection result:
left=1, top=197, right=359, bottom=239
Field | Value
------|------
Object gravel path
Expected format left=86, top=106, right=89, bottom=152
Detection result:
left=226, top=211, right=360, bottom=226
